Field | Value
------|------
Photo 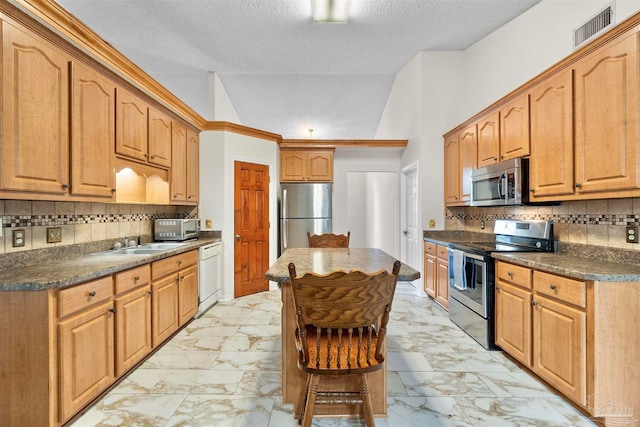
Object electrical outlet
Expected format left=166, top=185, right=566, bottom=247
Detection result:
left=47, top=227, right=62, bottom=243
left=12, top=229, right=25, bottom=247
left=480, top=220, right=486, bottom=230
left=428, top=219, right=436, bottom=228
left=627, top=225, right=639, bottom=244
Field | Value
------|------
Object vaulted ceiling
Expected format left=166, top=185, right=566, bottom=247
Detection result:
left=56, top=0, right=541, bottom=139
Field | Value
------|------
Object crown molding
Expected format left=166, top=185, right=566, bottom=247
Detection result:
left=280, top=139, right=408, bottom=149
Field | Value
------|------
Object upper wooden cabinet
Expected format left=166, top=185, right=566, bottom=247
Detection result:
left=499, top=93, right=530, bottom=161
left=529, top=70, right=574, bottom=199
left=70, top=62, right=117, bottom=199
left=443, top=134, right=460, bottom=205
left=280, top=149, right=334, bottom=182
left=1, top=21, right=70, bottom=194
left=186, top=129, right=200, bottom=203
left=574, top=32, right=640, bottom=195
left=148, top=107, right=173, bottom=168
left=477, top=111, right=500, bottom=167
left=116, top=87, right=149, bottom=162
left=170, top=123, right=199, bottom=204
left=459, top=124, right=478, bottom=203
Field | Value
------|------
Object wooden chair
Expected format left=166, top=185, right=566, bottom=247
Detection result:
left=307, top=231, right=351, bottom=248
left=287, top=260, right=401, bottom=427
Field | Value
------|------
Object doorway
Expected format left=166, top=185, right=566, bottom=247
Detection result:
left=401, top=162, right=420, bottom=270
left=234, top=161, right=270, bottom=297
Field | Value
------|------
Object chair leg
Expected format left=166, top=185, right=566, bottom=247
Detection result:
left=359, top=373, right=375, bottom=427
left=297, top=374, right=311, bottom=424
left=301, top=374, right=320, bottom=427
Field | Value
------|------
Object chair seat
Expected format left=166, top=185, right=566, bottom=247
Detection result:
left=296, top=325, right=384, bottom=375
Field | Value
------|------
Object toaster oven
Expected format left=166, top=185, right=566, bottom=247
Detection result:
left=154, top=218, right=200, bottom=241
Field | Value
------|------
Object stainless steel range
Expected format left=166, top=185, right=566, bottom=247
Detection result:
left=448, top=219, right=554, bottom=350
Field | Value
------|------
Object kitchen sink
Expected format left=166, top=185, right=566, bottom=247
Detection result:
left=91, top=242, right=188, bottom=256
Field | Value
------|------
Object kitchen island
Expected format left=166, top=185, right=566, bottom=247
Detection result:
left=264, top=248, right=420, bottom=419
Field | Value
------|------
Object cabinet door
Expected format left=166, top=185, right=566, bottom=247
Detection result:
left=1, top=22, right=70, bottom=193
left=186, top=129, right=200, bottom=203
left=500, top=94, right=530, bottom=161
left=148, top=107, right=172, bottom=168
left=151, top=274, right=179, bottom=347
left=424, top=253, right=436, bottom=298
left=70, top=62, right=116, bottom=198
left=435, top=258, right=449, bottom=309
left=477, top=111, right=500, bottom=167
left=58, top=300, right=115, bottom=422
left=280, top=151, right=307, bottom=181
left=529, top=70, right=574, bottom=198
left=574, top=32, right=640, bottom=194
left=170, top=122, right=188, bottom=202
left=459, top=124, right=477, bottom=203
left=178, top=265, right=198, bottom=326
left=116, top=87, right=148, bottom=162
left=533, top=294, right=586, bottom=405
left=115, top=285, right=152, bottom=376
left=444, top=135, right=460, bottom=205
left=495, top=281, right=532, bottom=366
left=306, top=151, right=333, bottom=182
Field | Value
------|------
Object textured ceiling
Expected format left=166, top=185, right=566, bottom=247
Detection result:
left=56, top=0, right=541, bottom=139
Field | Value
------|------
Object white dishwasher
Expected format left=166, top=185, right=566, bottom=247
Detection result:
left=196, top=241, right=222, bottom=317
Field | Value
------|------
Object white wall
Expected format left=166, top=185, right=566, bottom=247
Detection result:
left=208, top=72, right=241, bottom=122
left=199, top=130, right=278, bottom=300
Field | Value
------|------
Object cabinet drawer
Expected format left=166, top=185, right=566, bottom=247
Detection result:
left=152, top=250, right=198, bottom=280
left=425, top=242, right=437, bottom=256
left=436, top=245, right=449, bottom=260
left=58, top=276, right=114, bottom=318
left=115, top=264, right=151, bottom=294
left=533, top=271, right=586, bottom=308
left=496, top=262, right=532, bottom=289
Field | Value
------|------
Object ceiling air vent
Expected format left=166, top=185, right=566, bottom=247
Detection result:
left=574, top=4, right=614, bottom=49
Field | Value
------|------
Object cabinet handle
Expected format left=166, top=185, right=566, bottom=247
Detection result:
left=173, top=193, right=178, bottom=198
left=500, top=155, right=504, bottom=160
left=150, top=155, right=155, bottom=160
left=109, top=307, right=116, bottom=313
left=134, top=275, right=140, bottom=282
left=575, top=183, right=582, bottom=189
left=88, top=291, right=96, bottom=297
left=549, top=284, right=557, bottom=290
left=144, top=153, right=149, bottom=158
left=61, top=183, right=70, bottom=189
left=530, top=189, right=535, bottom=194
left=496, top=286, right=501, bottom=291
left=493, top=157, right=498, bottom=161
left=148, top=291, right=152, bottom=296
left=179, top=275, right=185, bottom=281
left=111, top=188, right=117, bottom=193
left=177, top=260, right=182, bottom=266
left=507, top=271, right=513, bottom=278
left=188, top=195, right=192, bottom=199
left=532, top=301, right=538, bottom=306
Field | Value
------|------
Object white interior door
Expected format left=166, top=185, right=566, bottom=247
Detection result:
left=402, top=164, right=420, bottom=270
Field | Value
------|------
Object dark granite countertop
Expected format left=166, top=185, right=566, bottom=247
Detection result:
left=423, top=230, right=494, bottom=246
left=265, top=248, right=420, bottom=283
left=491, top=252, right=640, bottom=282
left=0, top=237, right=220, bottom=291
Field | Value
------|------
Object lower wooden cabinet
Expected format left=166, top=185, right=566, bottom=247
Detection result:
left=424, top=241, right=448, bottom=309
left=151, top=273, right=180, bottom=347
left=178, top=264, right=199, bottom=326
left=495, top=282, right=532, bottom=366
left=115, top=285, right=152, bottom=375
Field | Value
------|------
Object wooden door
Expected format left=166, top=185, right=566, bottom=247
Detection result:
left=533, top=294, right=586, bottom=404
left=306, top=150, right=333, bottom=181
left=529, top=70, right=574, bottom=198
left=151, top=274, right=179, bottom=347
left=435, top=257, right=449, bottom=309
left=115, top=285, right=152, bottom=376
left=477, top=111, right=500, bottom=167
left=459, top=124, right=478, bottom=203
left=1, top=22, right=70, bottom=193
left=186, top=129, right=200, bottom=203
left=148, top=107, right=172, bottom=168
left=280, top=151, right=307, bottom=181
left=170, top=122, right=187, bottom=202
left=234, top=161, right=270, bottom=297
left=574, top=32, right=640, bottom=194
left=116, top=87, right=148, bottom=162
left=444, top=134, right=460, bottom=205
left=58, top=300, right=115, bottom=422
left=70, top=62, right=116, bottom=198
left=495, top=282, right=532, bottom=366
left=178, top=264, right=198, bottom=325
left=500, top=94, right=530, bottom=161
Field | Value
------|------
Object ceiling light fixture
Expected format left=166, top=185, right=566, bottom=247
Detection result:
left=311, top=0, right=351, bottom=23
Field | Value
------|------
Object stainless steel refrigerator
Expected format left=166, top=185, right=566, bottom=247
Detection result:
left=280, top=183, right=332, bottom=253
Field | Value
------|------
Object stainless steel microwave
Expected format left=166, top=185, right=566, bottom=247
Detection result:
left=154, top=218, right=200, bottom=241
left=470, top=158, right=529, bottom=206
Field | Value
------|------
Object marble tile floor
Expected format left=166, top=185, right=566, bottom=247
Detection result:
left=70, top=282, right=598, bottom=427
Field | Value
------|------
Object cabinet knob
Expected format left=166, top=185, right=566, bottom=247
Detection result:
left=177, top=260, right=182, bottom=266
left=148, top=291, right=152, bottom=296
left=179, top=275, right=185, bottom=281
left=88, top=291, right=96, bottom=297
left=530, top=189, right=535, bottom=194
left=109, top=307, right=116, bottom=313
left=150, top=155, right=155, bottom=160
left=507, top=271, right=513, bottom=278
left=111, top=188, right=117, bottom=193
left=144, top=153, right=149, bottom=158
left=173, top=193, right=178, bottom=198
left=496, top=286, right=501, bottom=291
left=532, top=301, right=538, bottom=306
left=575, top=183, right=582, bottom=189
left=549, top=284, right=557, bottom=290
left=61, top=183, right=70, bottom=189
left=493, top=157, right=498, bottom=161
left=134, top=275, right=140, bottom=282
left=188, top=195, right=192, bottom=199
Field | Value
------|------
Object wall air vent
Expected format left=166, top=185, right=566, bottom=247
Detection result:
left=574, top=4, right=614, bottom=49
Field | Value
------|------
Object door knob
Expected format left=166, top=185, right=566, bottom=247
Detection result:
left=235, top=234, right=242, bottom=240
left=403, top=230, right=408, bottom=236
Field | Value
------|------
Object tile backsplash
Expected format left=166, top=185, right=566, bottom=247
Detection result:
left=445, top=198, right=640, bottom=251
left=0, top=200, right=197, bottom=254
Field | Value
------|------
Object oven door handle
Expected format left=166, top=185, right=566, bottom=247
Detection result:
left=497, top=173, right=507, bottom=200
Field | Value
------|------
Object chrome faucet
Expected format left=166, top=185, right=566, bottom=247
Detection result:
left=124, top=235, right=129, bottom=247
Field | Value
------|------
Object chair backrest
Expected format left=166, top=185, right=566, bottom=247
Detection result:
left=307, top=231, right=350, bottom=248
left=288, top=261, right=401, bottom=366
